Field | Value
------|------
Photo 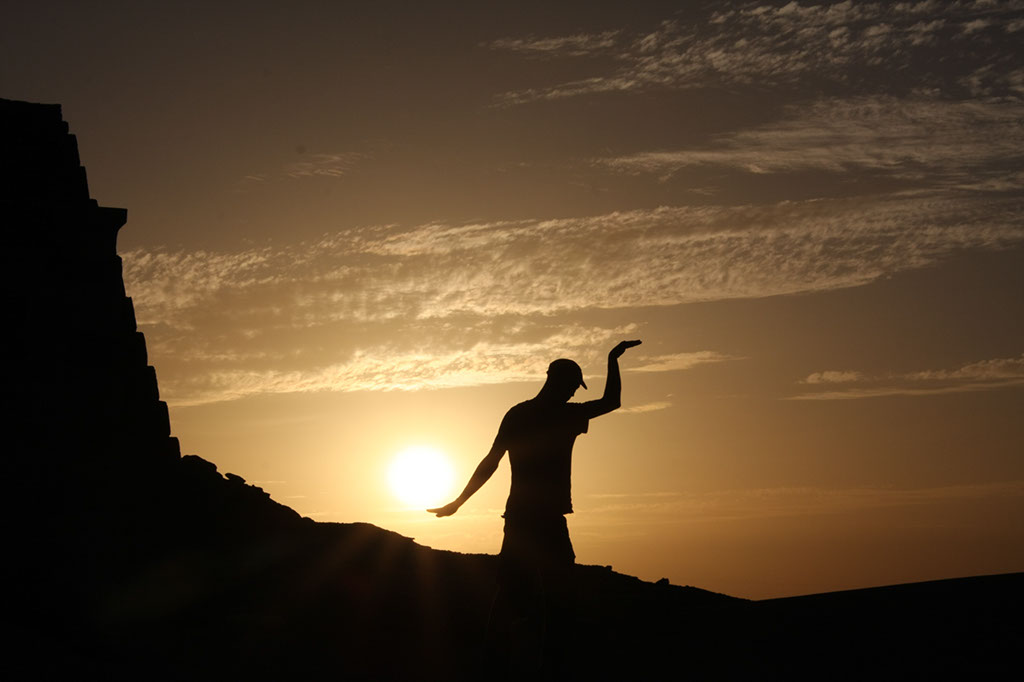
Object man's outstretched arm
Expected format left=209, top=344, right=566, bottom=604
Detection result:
left=583, top=339, right=642, bottom=419
left=427, top=442, right=506, bottom=517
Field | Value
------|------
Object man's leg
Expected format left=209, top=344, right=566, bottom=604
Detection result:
left=487, top=517, right=546, bottom=674
left=537, top=516, right=576, bottom=675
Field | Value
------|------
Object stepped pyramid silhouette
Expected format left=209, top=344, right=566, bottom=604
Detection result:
left=2, top=98, right=1017, bottom=681
left=2, top=97, right=319, bottom=676
left=4, top=97, right=178, bottom=464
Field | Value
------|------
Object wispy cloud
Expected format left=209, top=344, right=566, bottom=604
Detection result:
left=632, top=352, right=733, bottom=373
left=791, top=354, right=1024, bottom=400
left=159, top=324, right=671, bottom=406
left=959, top=65, right=1024, bottom=99
left=616, top=401, right=673, bottom=414
left=802, top=370, right=864, bottom=385
left=489, top=2, right=1024, bottom=105
left=594, top=96, right=1024, bottom=188
left=283, top=152, right=369, bottom=179
left=488, top=31, right=619, bottom=57
left=123, top=195, right=1024, bottom=334
left=238, top=151, right=371, bottom=186
left=123, top=189, right=1022, bottom=405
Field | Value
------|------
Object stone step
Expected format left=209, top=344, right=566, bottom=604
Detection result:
left=2, top=201, right=125, bottom=255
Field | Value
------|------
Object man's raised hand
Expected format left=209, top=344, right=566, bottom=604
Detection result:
left=610, top=339, right=642, bottom=359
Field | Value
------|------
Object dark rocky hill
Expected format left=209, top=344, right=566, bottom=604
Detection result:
left=3, top=97, right=1019, bottom=680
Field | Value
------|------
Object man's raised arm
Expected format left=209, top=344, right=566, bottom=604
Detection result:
left=427, top=441, right=506, bottom=517
left=583, top=339, right=642, bottom=419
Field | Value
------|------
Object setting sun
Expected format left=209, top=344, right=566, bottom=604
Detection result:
left=388, top=446, right=455, bottom=508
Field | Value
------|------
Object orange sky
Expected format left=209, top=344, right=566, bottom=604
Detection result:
left=4, top=1, right=1023, bottom=598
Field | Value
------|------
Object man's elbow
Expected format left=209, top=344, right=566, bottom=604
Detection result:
left=480, top=449, right=503, bottom=473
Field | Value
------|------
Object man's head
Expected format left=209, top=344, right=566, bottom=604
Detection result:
left=544, top=358, right=587, bottom=401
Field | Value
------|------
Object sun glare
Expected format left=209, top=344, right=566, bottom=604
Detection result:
left=388, top=445, right=455, bottom=508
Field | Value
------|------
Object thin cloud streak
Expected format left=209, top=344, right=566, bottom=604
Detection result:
left=803, top=370, right=865, bottom=385
left=790, top=381, right=1024, bottom=400
left=791, top=354, right=1024, bottom=400
left=488, top=31, right=620, bottom=57
left=616, top=401, right=673, bottom=414
left=595, top=97, right=1024, bottom=187
left=238, top=151, right=371, bottom=186
left=161, top=326, right=725, bottom=406
left=489, top=1, right=1024, bottom=105
left=283, top=152, right=369, bottom=179
left=632, top=352, right=733, bottom=373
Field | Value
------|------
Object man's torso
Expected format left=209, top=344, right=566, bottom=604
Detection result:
left=497, top=399, right=589, bottom=517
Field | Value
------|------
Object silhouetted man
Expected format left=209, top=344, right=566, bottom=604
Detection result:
left=428, top=340, right=642, bottom=672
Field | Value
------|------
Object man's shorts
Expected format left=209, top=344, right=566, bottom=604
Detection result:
left=499, top=514, right=575, bottom=584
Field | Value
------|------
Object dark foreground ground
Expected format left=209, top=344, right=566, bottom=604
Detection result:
left=10, top=452, right=1021, bottom=681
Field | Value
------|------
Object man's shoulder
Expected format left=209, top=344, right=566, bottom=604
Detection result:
left=504, top=400, right=535, bottom=417
left=502, top=398, right=593, bottom=420
left=498, top=400, right=535, bottom=430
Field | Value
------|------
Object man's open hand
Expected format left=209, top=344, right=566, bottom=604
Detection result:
left=610, top=339, right=642, bottom=359
left=427, top=500, right=461, bottom=517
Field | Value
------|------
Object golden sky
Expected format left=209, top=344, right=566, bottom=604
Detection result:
left=5, top=1, right=1023, bottom=598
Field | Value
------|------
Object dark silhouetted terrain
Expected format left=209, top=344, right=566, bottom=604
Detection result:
left=3, top=97, right=1019, bottom=680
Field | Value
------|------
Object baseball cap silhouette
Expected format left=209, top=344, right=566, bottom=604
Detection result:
left=547, top=358, right=587, bottom=389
